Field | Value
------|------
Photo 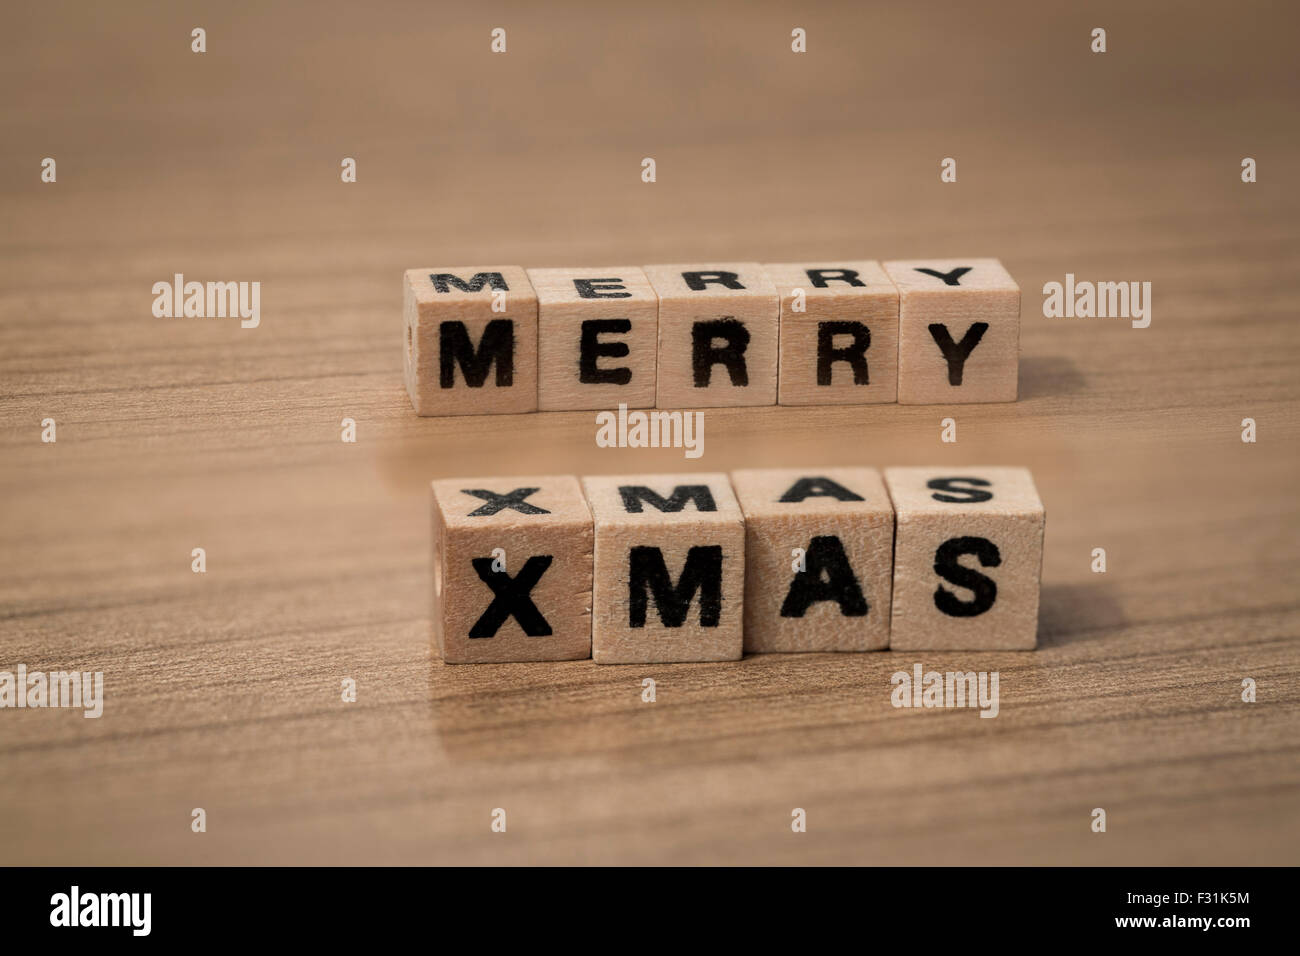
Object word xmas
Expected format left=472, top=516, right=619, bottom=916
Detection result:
left=1042, top=274, right=1151, bottom=328
left=152, top=273, right=261, bottom=328
left=430, top=466, right=1045, bottom=664
left=403, top=259, right=1022, bottom=416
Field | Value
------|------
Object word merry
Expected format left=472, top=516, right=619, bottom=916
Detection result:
left=403, top=258, right=1022, bottom=416
left=0, top=665, right=103, bottom=718
left=152, top=273, right=260, bottom=328
left=429, top=466, right=1044, bottom=664
left=594, top=403, right=705, bottom=459
left=1042, top=273, right=1151, bottom=328
left=890, top=662, right=1000, bottom=718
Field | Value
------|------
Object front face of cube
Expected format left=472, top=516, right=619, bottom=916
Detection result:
left=766, top=262, right=901, bottom=406
left=583, top=475, right=745, bottom=663
left=732, top=468, right=894, bottom=653
left=404, top=267, right=538, bottom=416
left=432, top=477, right=592, bottom=663
left=643, top=263, right=779, bottom=409
left=886, top=467, right=1044, bottom=651
left=528, top=267, right=659, bottom=411
left=883, top=258, right=1020, bottom=405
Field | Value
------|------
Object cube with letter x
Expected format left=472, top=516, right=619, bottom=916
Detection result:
left=431, top=475, right=592, bottom=662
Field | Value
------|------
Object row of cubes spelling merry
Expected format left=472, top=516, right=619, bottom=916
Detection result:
left=403, top=260, right=1021, bottom=415
left=431, top=466, right=1045, bottom=664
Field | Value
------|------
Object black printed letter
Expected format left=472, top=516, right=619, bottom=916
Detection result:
left=933, top=536, right=1000, bottom=617
left=628, top=545, right=724, bottom=627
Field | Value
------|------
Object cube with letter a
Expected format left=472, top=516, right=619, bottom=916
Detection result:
left=582, top=473, right=745, bottom=663
left=403, top=266, right=538, bottom=416
left=643, top=263, right=778, bottom=409
left=884, top=466, right=1044, bottom=650
left=731, top=467, right=894, bottom=652
left=431, top=476, right=592, bottom=663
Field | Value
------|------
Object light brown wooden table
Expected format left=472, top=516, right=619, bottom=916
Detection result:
left=2, top=1, right=1298, bottom=865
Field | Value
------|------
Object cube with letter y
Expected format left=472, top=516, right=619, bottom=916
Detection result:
left=643, top=263, right=778, bottom=408
left=882, top=258, right=1019, bottom=404
left=884, top=466, right=1044, bottom=650
left=731, top=467, right=894, bottom=652
left=431, top=476, right=592, bottom=662
left=403, top=267, right=538, bottom=416
left=582, top=473, right=745, bottom=663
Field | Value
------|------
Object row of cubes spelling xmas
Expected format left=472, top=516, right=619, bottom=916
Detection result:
left=431, top=466, right=1045, bottom=664
left=403, top=260, right=1021, bottom=414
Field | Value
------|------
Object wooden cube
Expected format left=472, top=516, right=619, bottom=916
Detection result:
left=431, top=475, right=592, bottom=663
left=883, top=466, right=1044, bottom=650
left=643, top=263, right=778, bottom=408
left=403, top=266, right=538, bottom=416
left=581, top=473, right=745, bottom=663
left=731, top=467, right=894, bottom=653
left=527, top=267, right=658, bottom=411
left=764, top=261, right=900, bottom=405
left=881, top=258, right=1019, bottom=404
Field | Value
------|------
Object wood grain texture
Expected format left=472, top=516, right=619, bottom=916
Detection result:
left=1, top=0, right=1299, bottom=865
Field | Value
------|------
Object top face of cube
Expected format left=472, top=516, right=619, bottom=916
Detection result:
left=405, top=266, right=536, bottom=307
left=642, top=263, right=776, bottom=302
left=581, top=473, right=744, bottom=529
left=526, top=267, right=657, bottom=307
left=762, top=261, right=898, bottom=305
left=730, top=467, right=892, bottom=519
left=883, top=466, right=1043, bottom=518
left=431, top=475, right=590, bottom=529
left=881, top=259, right=1018, bottom=299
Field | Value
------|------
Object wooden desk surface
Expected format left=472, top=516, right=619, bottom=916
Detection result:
left=2, top=1, right=1298, bottom=865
